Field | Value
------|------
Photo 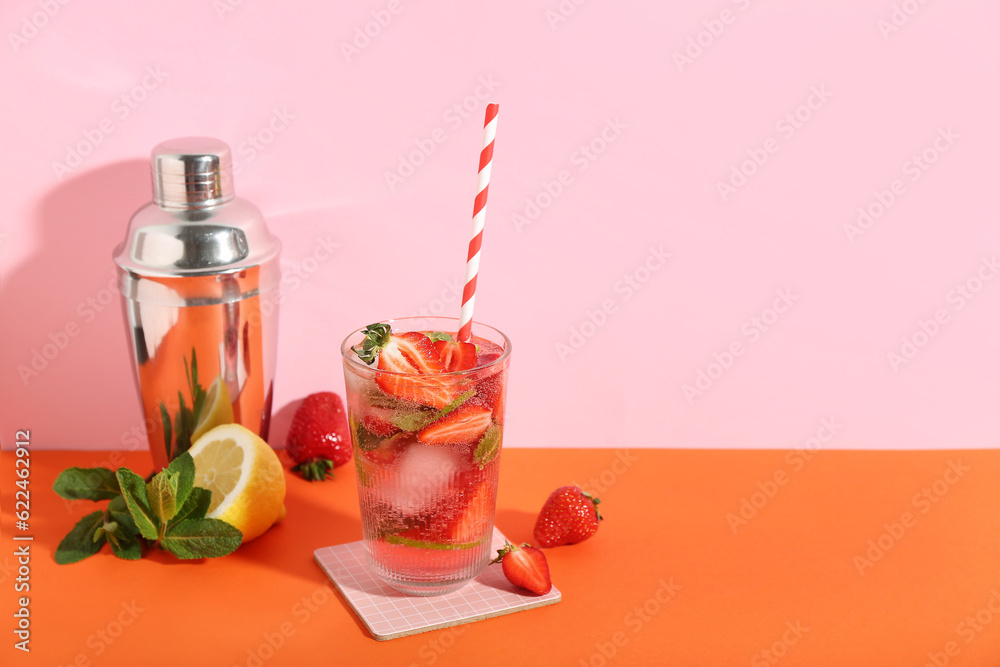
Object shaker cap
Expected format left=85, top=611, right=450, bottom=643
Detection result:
left=152, top=137, right=234, bottom=208
left=113, top=136, right=281, bottom=281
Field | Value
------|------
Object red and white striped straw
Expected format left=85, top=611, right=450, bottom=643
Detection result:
left=457, top=103, right=499, bottom=342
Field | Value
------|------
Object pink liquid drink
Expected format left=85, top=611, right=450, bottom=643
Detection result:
left=341, top=317, right=510, bottom=595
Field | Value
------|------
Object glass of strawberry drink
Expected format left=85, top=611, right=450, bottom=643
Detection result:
left=341, top=316, right=510, bottom=596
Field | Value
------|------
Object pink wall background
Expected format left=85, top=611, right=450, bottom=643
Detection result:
left=1, top=1, right=998, bottom=451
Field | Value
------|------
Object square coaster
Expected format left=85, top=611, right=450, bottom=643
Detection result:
left=314, top=529, right=562, bottom=640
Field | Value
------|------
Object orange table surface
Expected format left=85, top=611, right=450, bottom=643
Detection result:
left=3, top=447, right=1000, bottom=666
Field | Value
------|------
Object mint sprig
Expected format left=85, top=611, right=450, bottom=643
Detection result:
left=426, top=331, right=453, bottom=343
left=53, top=453, right=242, bottom=564
left=159, top=348, right=210, bottom=463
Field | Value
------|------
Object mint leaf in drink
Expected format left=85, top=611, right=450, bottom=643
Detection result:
left=355, top=459, right=371, bottom=487
left=116, top=468, right=160, bottom=540
left=385, top=534, right=483, bottom=550
left=147, top=469, right=180, bottom=523
left=426, top=331, right=454, bottom=343
left=390, top=410, right=435, bottom=432
left=474, top=425, right=502, bottom=468
left=52, top=467, right=120, bottom=501
left=392, top=389, right=475, bottom=432
left=161, top=518, right=242, bottom=559
left=354, top=420, right=383, bottom=451
left=165, top=452, right=196, bottom=511
left=172, top=486, right=212, bottom=524
left=55, top=511, right=106, bottom=564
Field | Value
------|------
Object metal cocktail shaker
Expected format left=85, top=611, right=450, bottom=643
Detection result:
left=113, top=137, right=281, bottom=471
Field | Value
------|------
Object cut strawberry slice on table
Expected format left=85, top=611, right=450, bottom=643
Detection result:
left=417, top=404, right=493, bottom=445
left=352, top=323, right=458, bottom=408
left=491, top=541, right=552, bottom=595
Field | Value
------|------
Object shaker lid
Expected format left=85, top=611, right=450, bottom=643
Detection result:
left=152, top=137, right=234, bottom=208
left=113, top=137, right=281, bottom=279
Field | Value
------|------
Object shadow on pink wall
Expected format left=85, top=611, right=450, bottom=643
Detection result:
left=1, top=160, right=153, bottom=453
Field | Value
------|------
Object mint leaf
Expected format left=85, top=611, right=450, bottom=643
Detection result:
left=107, top=495, right=138, bottom=535
left=55, top=511, right=106, bottom=564
left=52, top=467, right=120, bottom=501
left=172, top=487, right=212, bottom=524
left=426, top=331, right=454, bottom=343
left=355, top=459, right=371, bottom=488
left=392, top=389, right=475, bottom=432
left=365, top=387, right=417, bottom=410
left=116, top=468, right=160, bottom=540
left=474, top=425, right=502, bottom=467
left=147, top=469, right=179, bottom=523
left=165, top=453, right=195, bottom=511
left=354, top=420, right=383, bottom=452
left=161, top=519, right=242, bottom=559
left=174, top=391, right=193, bottom=458
left=391, top=410, right=436, bottom=432
left=160, top=403, right=173, bottom=463
left=109, top=534, right=142, bottom=561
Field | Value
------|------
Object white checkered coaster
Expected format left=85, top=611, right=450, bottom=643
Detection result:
left=314, top=528, right=562, bottom=641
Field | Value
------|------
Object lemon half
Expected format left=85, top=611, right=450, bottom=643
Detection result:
left=188, top=424, right=285, bottom=542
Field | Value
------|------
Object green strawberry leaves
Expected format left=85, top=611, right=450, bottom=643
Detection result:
left=53, top=452, right=242, bottom=564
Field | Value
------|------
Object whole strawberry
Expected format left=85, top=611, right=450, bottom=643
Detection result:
left=534, top=485, right=602, bottom=547
left=285, top=392, right=352, bottom=481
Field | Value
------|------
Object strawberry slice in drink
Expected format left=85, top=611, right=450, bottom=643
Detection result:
left=446, top=481, right=494, bottom=543
left=417, top=404, right=493, bottom=445
left=434, top=339, right=478, bottom=372
left=352, top=324, right=459, bottom=408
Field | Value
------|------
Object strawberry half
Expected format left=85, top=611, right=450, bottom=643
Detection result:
left=491, top=541, right=552, bottom=595
left=417, top=404, right=492, bottom=445
left=434, top=339, right=478, bottom=372
left=285, top=392, right=353, bottom=481
left=534, top=485, right=603, bottom=547
left=353, top=324, right=458, bottom=408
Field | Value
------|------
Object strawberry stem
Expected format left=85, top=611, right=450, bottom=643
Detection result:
left=583, top=491, right=603, bottom=522
left=292, top=458, right=335, bottom=481
left=353, top=323, right=392, bottom=364
left=491, top=540, right=517, bottom=564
